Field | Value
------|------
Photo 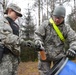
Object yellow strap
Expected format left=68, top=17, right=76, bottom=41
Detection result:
left=49, top=18, right=65, bottom=41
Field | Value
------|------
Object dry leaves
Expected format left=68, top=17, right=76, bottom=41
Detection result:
left=17, top=61, right=39, bottom=75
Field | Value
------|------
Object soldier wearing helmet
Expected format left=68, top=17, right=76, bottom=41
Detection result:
left=34, top=5, right=76, bottom=75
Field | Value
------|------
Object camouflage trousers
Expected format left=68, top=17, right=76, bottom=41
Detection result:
left=38, top=60, right=51, bottom=75
left=0, top=54, right=19, bottom=75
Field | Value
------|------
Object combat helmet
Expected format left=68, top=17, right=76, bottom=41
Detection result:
left=53, top=5, right=66, bottom=18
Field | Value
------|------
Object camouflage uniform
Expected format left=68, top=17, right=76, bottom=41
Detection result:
left=0, top=2, right=34, bottom=75
left=0, top=2, right=21, bottom=75
left=0, top=17, right=20, bottom=75
left=34, top=20, right=76, bottom=75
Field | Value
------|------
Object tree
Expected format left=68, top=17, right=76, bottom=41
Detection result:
left=42, top=13, right=47, bottom=22
left=21, top=4, right=35, bottom=40
left=67, top=0, right=76, bottom=31
left=20, top=5, right=37, bottom=62
left=33, top=0, right=43, bottom=25
left=25, top=12, right=35, bottom=39
left=0, top=0, right=5, bottom=19
left=67, top=4, right=76, bottom=31
left=67, top=14, right=76, bottom=31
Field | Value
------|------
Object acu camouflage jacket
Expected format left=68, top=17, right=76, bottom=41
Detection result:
left=34, top=20, right=76, bottom=60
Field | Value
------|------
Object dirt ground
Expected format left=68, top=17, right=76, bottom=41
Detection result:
left=17, top=59, right=76, bottom=75
left=17, top=61, right=39, bottom=75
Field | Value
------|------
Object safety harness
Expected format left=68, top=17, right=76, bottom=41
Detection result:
left=49, top=18, right=65, bottom=42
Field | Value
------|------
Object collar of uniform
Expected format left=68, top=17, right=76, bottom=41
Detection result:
left=49, top=20, right=64, bottom=27
left=6, top=16, right=14, bottom=22
left=58, top=20, right=64, bottom=27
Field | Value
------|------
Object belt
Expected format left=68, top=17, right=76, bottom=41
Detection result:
left=4, top=46, right=18, bottom=57
left=4, top=46, right=11, bottom=54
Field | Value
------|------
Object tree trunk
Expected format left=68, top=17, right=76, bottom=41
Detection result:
left=38, top=0, right=40, bottom=26
left=42, top=0, right=43, bottom=22
left=0, top=0, right=4, bottom=19
left=50, top=0, right=55, bottom=16
left=47, top=0, right=48, bottom=19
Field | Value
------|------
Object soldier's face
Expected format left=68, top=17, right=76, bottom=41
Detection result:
left=53, top=16, right=64, bottom=25
left=8, top=9, right=19, bottom=21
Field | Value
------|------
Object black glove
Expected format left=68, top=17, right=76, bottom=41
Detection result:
left=21, top=40, right=35, bottom=47
left=35, top=41, right=45, bottom=51
left=25, top=40, right=35, bottom=47
left=66, top=49, right=76, bottom=58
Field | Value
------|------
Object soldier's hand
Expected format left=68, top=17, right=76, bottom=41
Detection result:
left=4, top=34, right=19, bottom=45
left=26, top=40, right=35, bottom=47
left=66, top=49, right=76, bottom=58
left=21, top=40, right=35, bottom=48
left=35, top=41, right=45, bottom=51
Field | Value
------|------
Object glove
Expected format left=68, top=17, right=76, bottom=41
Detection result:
left=35, top=41, right=45, bottom=51
left=25, top=40, right=35, bottom=47
left=21, top=40, right=35, bottom=47
left=66, top=49, right=76, bottom=58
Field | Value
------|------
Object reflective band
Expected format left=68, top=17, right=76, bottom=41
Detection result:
left=49, top=18, right=65, bottom=42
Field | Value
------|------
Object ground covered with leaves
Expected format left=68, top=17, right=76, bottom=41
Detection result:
left=17, top=59, right=76, bottom=75
left=17, top=61, right=39, bottom=75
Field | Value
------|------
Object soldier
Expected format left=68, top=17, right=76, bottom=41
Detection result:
left=34, top=5, right=76, bottom=75
left=0, top=3, right=22, bottom=75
